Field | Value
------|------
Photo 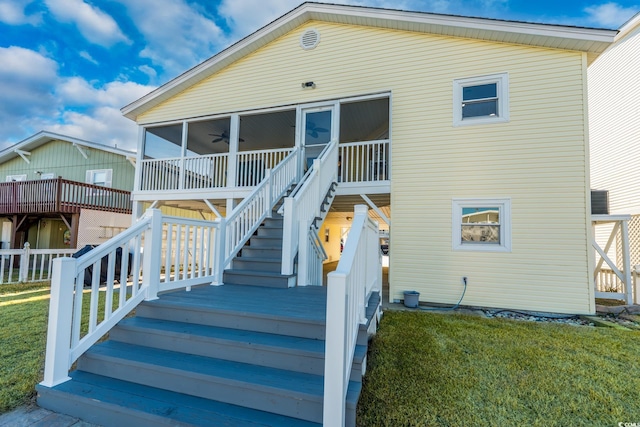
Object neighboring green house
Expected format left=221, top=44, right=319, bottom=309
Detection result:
left=0, top=131, right=136, bottom=249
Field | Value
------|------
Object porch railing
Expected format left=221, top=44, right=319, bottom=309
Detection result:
left=236, top=148, right=294, bottom=187
left=0, top=244, right=76, bottom=284
left=323, top=205, right=382, bottom=426
left=139, top=148, right=296, bottom=192
left=281, top=140, right=338, bottom=277
left=297, top=224, right=328, bottom=287
left=217, top=149, right=298, bottom=282
left=0, top=178, right=132, bottom=214
left=139, top=154, right=229, bottom=191
left=338, top=139, right=389, bottom=183
left=41, top=208, right=219, bottom=387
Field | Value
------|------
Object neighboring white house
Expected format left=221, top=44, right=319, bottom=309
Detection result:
left=589, top=12, right=640, bottom=299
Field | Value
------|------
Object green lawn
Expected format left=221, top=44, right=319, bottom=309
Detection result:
left=357, top=310, right=640, bottom=427
left=0, top=283, right=50, bottom=413
left=0, top=282, right=120, bottom=413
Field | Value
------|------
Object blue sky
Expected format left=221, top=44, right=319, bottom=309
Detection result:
left=0, top=0, right=638, bottom=151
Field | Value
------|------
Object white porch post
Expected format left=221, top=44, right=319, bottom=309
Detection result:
left=228, top=114, right=240, bottom=188
left=213, top=217, right=226, bottom=285
left=281, top=197, right=295, bottom=275
left=297, top=219, right=310, bottom=286
left=41, top=257, right=76, bottom=387
left=621, top=219, right=633, bottom=305
left=142, top=208, right=162, bottom=301
left=323, top=272, right=348, bottom=427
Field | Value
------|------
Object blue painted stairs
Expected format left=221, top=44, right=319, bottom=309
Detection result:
left=37, top=220, right=380, bottom=427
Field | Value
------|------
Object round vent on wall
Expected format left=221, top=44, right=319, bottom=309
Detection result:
left=300, top=29, right=320, bottom=50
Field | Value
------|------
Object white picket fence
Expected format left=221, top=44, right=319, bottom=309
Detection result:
left=0, top=243, right=75, bottom=284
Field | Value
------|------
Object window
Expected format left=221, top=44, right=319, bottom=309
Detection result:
left=40, top=173, right=55, bottom=179
left=86, top=169, right=112, bottom=196
left=453, top=73, right=509, bottom=126
left=5, top=174, right=26, bottom=182
left=452, top=198, right=511, bottom=252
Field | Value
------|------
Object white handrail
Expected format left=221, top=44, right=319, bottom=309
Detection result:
left=217, top=148, right=298, bottom=282
left=281, top=140, right=338, bottom=276
left=300, top=224, right=327, bottom=287
left=323, top=205, right=381, bottom=426
left=41, top=209, right=220, bottom=388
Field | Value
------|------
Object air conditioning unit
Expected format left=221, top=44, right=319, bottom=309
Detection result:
left=591, top=190, right=609, bottom=215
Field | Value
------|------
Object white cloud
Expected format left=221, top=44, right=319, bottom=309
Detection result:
left=79, top=50, right=98, bottom=65
left=116, top=0, right=225, bottom=80
left=44, top=0, right=130, bottom=47
left=49, top=79, right=156, bottom=151
left=47, top=107, right=139, bottom=151
left=0, top=47, right=60, bottom=146
left=0, top=0, right=41, bottom=25
left=584, top=2, right=639, bottom=28
left=0, top=47, right=154, bottom=151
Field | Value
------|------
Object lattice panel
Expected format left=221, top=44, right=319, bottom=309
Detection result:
left=616, top=215, right=640, bottom=268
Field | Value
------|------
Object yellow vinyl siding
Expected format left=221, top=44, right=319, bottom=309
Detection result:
left=139, top=22, right=592, bottom=313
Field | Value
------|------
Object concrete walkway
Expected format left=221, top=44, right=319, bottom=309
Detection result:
left=0, top=405, right=100, bottom=427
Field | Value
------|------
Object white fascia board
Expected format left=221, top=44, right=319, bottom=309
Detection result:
left=616, top=11, right=640, bottom=41
left=121, top=2, right=617, bottom=121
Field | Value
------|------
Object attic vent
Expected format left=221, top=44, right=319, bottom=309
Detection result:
left=300, top=29, right=320, bottom=50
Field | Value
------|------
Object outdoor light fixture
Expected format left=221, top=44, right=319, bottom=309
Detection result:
left=301, top=81, right=316, bottom=89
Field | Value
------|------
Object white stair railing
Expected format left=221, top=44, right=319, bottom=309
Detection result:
left=216, top=148, right=298, bottom=282
left=281, top=140, right=338, bottom=277
left=297, top=221, right=328, bottom=287
left=41, top=208, right=220, bottom=388
left=323, top=205, right=381, bottom=427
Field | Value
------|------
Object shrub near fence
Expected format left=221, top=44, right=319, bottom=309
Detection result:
left=0, top=243, right=75, bottom=284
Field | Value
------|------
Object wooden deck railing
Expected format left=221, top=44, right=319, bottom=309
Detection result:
left=0, top=178, right=132, bottom=214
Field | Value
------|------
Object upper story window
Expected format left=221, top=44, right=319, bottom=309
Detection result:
left=86, top=169, right=112, bottom=187
left=6, top=174, right=27, bottom=182
left=453, top=73, right=509, bottom=126
left=452, top=198, right=511, bottom=252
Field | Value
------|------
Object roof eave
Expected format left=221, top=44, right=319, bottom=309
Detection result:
left=0, top=131, right=136, bottom=164
left=121, top=2, right=617, bottom=121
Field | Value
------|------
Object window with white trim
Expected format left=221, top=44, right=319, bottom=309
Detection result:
left=86, top=169, right=112, bottom=196
left=6, top=174, right=27, bottom=182
left=86, top=169, right=112, bottom=187
left=452, top=198, right=511, bottom=252
left=453, top=73, right=509, bottom=126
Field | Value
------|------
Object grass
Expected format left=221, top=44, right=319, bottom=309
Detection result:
left=357, top=311, right=640, bottom=427
left=0, top=282, right=121, bottom=414
left=0, top=282, right=50, bottom=413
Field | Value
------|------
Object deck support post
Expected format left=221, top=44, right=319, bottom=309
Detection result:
left=142, top=209, right=162, bottom=301
left=41, top=257, right=76, bottom=387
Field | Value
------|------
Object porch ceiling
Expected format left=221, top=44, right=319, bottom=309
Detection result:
left=329, top=194, right=390, bottom=224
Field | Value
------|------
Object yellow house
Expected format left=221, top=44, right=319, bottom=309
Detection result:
left=120, top=2, right=616, bottom=315
left=36, top=4, right=620, bottom=426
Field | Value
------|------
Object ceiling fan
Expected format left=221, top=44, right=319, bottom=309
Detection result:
left=305, top=121, right=329, bottom=138
left=209, top=130, right=244, bottom=144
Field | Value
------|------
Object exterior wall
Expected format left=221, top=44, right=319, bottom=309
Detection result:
left=0, top=140, right=135, bottom=191
left=139, top=22, right=593, bottom=314
left=589, top=25, right=640, bottom=215
left=589, top=24, right=640, bottom=274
